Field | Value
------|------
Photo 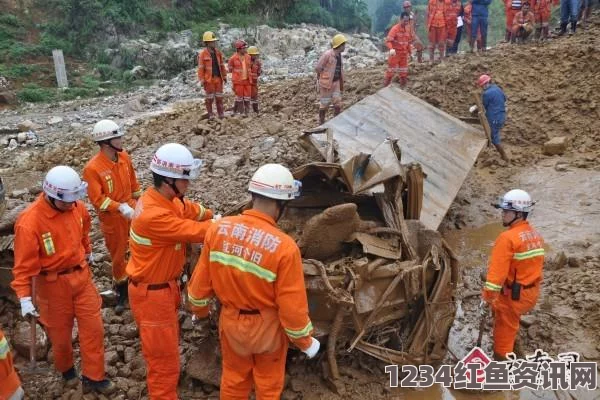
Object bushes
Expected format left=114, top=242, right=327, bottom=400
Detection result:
left=17, top=84, right=56, bottom=103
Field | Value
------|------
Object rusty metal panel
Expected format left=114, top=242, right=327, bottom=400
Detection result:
left=311, top=86, right=487, bottom=230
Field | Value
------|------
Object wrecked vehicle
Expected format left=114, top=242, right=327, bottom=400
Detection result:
left=218, top=139, right=459, bottom=389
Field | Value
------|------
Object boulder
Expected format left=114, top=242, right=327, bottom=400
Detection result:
left=17, top=120, right=40, bottom=132
left=47, top=116, right=63, bottom=125
left=185, top=336, right=221, bottom=386
left=543, top=137, right=569, bottom=156
left=212, top=155, right=243, bottom=173
left=12, top=320, right=49, bottom=360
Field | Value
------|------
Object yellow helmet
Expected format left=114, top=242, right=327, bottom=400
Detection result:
left=202, top=31, right=218, bottom=42
left=332, top=34, right=347, bottom=49
left=247, top=46, right=259, bottom=55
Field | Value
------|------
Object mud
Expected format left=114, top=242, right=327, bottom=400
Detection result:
left=0, top=12, right=599, bottom=400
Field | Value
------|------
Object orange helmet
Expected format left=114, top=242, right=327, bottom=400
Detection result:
left=477, top=74, right=491, bottom=87
left=234, top=40, right=248, bottom=50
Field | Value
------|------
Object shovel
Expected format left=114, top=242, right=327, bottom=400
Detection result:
left=476, top=300, right=488, bottom=348
left=25, top=276, right=49, bottom=375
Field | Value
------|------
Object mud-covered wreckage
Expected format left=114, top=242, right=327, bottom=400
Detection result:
left=228, top=139, right=459, bottom=384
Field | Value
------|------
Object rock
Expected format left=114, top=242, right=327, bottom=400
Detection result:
left=567, top=257, right=581, bottom=268
left=17, top=120, right=40, bottom=132
left=520, top=315, right=536, bottom=328
left=11, top=189, right=29, bottom=199
left=554, top=162, right=569, bottom=172
left=47, top=116, right=63, bottom=125
left=264, top=122, right=283, bottom=135
left=120, top=323, right=138, bottom=339
left=105, top=350, right=120, bottom=365
left=289, top=378, right=304, bottom=393
left=16, top=132, right=27, bottom=143
left=542, top=137, right=569, bottom=156
left=70, top=122, right=83, bottom=130
left=185, top=336, right=221, bottom=386
left=125, top=99, right=144, bottom=113
left=13, top=321, right=49, bottom=360
left=131, top=65, right=148, bottom=79
left=124, top=347, right=136, bottom=363
left=189, top=136, right=205, bottom=150
left=212, top=155, right=243, bottom=172
left=8, top=139, right=18, bottom=150
left=181, top=317, right=193, bottom=331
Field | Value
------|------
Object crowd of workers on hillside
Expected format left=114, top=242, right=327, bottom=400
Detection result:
left=0, top=4, right=553, bottom=396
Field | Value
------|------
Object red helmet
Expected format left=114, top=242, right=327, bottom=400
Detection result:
left=403, top=1, right=412, bottom=7
left=477, top=74, right=491, bottom=87
left=234, top=40, right=248, bottom=50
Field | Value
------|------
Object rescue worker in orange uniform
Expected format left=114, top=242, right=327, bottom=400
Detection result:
left=1, top=328, right=24, bottom=400
left=427, top=0, right=448, bottom=63
left=228, top=40, right=252, bottom=116
left=385, top=12, right=415, bottom=88
left=83, top=119, right=141, bottom=314
left=504, top=0, right=522, bottom=42
left=197, top=31, right=227, bottom=119
left=445, top=0, right=462, bottom=52
left=403, top=1, right=425, bottom=63
left=534, top=0, right=553, bottom=39
left=316, top=34, right=347, bottom=125
left=512, top=2, right=536, bottom=42
left=188, top=163, right=320, bottom=399
left=126, top=143, right=215, bottom=399
left=12, top=166, right=115, bottom=394
left=482, top=189, right=544, bottom=361
left=248, top=46, right=262, bottom=114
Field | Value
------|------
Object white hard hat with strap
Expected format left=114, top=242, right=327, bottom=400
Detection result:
left=150, top=143, right=203, bottom=180
left=494, top=189, right=534, bottom=212
left=248, top=164, right=301, bottom=200
left=43, top=166, right=88, bottom=202
left=91, top=119, right=123, bottom=142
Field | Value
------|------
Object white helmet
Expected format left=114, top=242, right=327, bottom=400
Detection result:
left=150, top=143, right=203, bottom=180
left=43, top=166, right=88, bottom=202
left=91, top=119, right=123, bottom=142
left=494, top=189, right=534, bottom=212
left=248, top=164, right=301, bottom=200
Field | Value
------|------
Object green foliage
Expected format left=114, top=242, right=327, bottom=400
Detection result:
left=374, top=0, right=402, bottom=32
left=17, top=83, right=56, bottom=102
left=0, top=63, right=43, bottom=78
left=285, top=0, right=370, bottom=31
left=286, top=0, right=335, bottom=26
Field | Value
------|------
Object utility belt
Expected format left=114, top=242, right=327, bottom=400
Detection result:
left=40, top=265, right=82, bottom=278
left=503, top=280, right=537, bottom=300
left=129, top=280, right=173, bottom=291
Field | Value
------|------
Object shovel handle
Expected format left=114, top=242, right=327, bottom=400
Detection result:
left=29, top=276, right=37, bottom=368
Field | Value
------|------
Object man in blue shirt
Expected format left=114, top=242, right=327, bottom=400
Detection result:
left=471, top=0, right=491, bottom=51
left=479, top=74, right=509, bottom=162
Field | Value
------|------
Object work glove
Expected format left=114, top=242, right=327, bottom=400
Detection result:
left=191, top=315, right=211, bottom=342
left=481, top=288, right=500, bottom=306
left=20, top=297, right=39, bottom=318
left=469, top=105, right=479, bottom=114
left=389, top=49, right=396, bottom=57
left=303, top=337, right=321, bottom=359
left=212, top=214, right=222, bottom=222
left=118, top=203, right=135, bottom=220
left=87, top=252, right=94, bottom=265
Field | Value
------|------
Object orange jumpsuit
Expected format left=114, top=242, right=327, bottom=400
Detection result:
left=483, top=220, right=544, bottom=358
left=12, top=195, right=106, bottom=381
left=534, top=0, right=552, bottom=27
left=197, top=47, right=227, bottom=118
left=427, top=0, right=447, bottom=54
left=0, top=328, right=22, bottom=400
left=249, top=57, right=262, bottom=109
left=83, top=150, right=141, bottom=283
left=385, top=23, right=414, bottom=86
left=316, top=48, right=344, bottom=111
left=445, top=0, right=462, bottom=46
left=512, top=10, right=535, bottom=37
left=188, top=210, right=314, bottom=400
left=228, top=53, right=252, bottom=104
left=505, top=0, right=521, bottom=32
left=126, top=187, right=213, bottom=400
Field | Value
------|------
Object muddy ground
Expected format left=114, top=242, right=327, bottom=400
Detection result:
left=0, top=12, right=599, bottom=400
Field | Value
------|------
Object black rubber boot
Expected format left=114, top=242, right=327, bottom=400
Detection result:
left=319, top=109, right=327, bottom=124
left=62, top=366, right=80, bottom=389
left=570, top=21, right=577, bottom=34
left=557, top=22, right=568, bottom=36
left=82, top=377, right=117, bottom=395
left=115, top=281, right=128, bottom=315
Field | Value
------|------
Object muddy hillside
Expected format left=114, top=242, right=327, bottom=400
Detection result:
left=0, top=12, right=599, bottom=400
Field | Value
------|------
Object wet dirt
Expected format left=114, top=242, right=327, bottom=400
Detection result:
left=1, top=13, right=600, bottom=400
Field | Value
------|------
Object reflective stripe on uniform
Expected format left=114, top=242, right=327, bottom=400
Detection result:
left=209, top=251, right=276, bottom=283
left=285, top=321, right=313, bottom=339
left=197, top=204, right=206, bottom=220
left=130, top=228, right=152, bottom=246
left=485, top=281, right=502, bottom=291
left=100, top=198, right=112, bottom=211
left=513, top=248, right=545, bottom=260
left=132, top=189, right=142, bottom=198
left=42, top=232, right=55, bottom=256
left=0, top=335, right=9, bottom=359
left=105, top=175, right=114, bottom=193
left=188, top=294, right=211, bottom=307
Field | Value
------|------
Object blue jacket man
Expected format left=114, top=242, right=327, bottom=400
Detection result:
left=471, top=0, right=491, bottom=50
left=479, top=74, right=510, bottom=163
